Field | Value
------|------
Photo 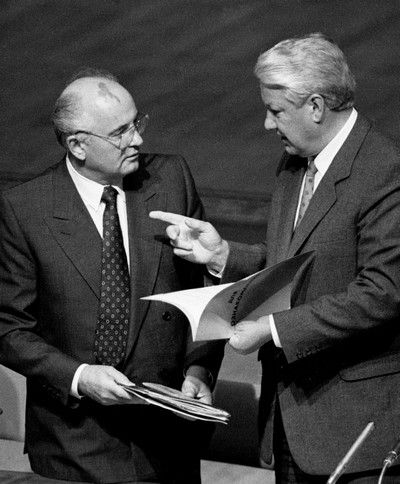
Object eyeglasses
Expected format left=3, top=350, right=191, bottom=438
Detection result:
left=74, top=112, right=149, bottom=149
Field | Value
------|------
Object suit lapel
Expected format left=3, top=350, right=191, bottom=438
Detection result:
left=287, top=115, right=371, bottom=258
left=44, top=162, right=103, bottom=298
left=124, top=170, right=166, bottom=351
left=274, top=158, right=306, bottom=263
left=44, top=159, right=168, bottom=353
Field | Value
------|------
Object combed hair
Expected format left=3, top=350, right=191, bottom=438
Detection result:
left=254, top=33, right=356, bottom=111
left=51, top=68, right=118, bottom=147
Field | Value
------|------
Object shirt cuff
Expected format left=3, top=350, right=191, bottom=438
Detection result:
left=70, top=363, right=89, bottom=399
left=207, top=264, right=225, bottom=278
left=269, top=314, right=282, bottom=348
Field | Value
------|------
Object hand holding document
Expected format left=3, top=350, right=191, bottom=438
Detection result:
left=142, top=252, right=313, bottom=341
left=120, top=381, right=230, bottom=424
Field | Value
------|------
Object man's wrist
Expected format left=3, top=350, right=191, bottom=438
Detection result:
left=208, top=239, right=229, bottom=274
left=184, top=365, right=213, bottom=387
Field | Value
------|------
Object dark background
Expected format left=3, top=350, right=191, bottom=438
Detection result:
left=1, top=1, right=400, bottom=242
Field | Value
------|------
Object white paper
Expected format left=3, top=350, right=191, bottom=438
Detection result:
left=142, top=252, right=313, bottom=341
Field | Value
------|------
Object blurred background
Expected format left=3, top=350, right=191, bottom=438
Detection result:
left=1, top=0, right=400, bottom=243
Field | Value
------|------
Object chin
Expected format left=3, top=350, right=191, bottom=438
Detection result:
left=123, top=160, right=139, bottom=174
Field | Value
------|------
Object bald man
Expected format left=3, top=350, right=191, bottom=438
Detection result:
left=0, top=69, right=223, bottom=483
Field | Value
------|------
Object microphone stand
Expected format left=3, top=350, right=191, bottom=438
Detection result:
left=378, top=461, right=390, bottom=484
left=378, top=437, right=400, bottom=484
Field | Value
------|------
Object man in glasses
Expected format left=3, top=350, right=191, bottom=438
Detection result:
left=0, top=69, right=223, bottom=483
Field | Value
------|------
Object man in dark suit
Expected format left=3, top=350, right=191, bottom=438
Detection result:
left=0, top=69, right=223, bottom=483
left=150, top=34, right=400, bottom=482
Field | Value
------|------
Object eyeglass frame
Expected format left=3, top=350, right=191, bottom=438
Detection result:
left=72, top=112, right=149, bottom=150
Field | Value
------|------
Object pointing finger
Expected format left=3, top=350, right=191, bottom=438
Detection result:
left=149, top=211, right=188, bottom=225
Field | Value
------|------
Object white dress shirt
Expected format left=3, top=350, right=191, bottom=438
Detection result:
left=66, top=157, right=131, bottom=398
left=66, top=158, right=130, bottom=268
left=292, top=108, right=358, bottom=228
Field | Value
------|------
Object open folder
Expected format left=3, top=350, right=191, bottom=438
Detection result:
left=120, top=381, right=231, bottom=424
left=142, top=252, right=313, bottom=341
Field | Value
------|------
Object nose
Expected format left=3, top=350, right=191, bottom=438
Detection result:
left=130, top=129, right=143, bottom=147
left=264, top=111, right=276, bottom=131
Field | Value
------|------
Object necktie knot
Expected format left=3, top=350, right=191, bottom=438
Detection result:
left=306, top=157, right=317, bottom=177
left=101, top=186, right=118, bottom=205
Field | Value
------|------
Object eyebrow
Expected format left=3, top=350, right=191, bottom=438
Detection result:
left=108, top=122, right=130, bottom=136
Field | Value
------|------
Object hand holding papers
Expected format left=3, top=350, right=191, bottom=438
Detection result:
left=120, top=381, right=230, bottom=424
left=142, top=252, right=313, bottom=341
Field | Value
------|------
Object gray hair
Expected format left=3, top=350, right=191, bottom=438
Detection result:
left=254, top=33, right=356, bottom=111
left=51, top=68, right=118, bottom=147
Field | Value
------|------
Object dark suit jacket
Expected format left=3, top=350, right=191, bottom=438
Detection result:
left=222, top=115, right=400, bottom=475
left=0, top=154, right=223, bottom=483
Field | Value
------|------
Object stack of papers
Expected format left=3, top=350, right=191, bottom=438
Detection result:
left=121, top=381, right=230, bottom=424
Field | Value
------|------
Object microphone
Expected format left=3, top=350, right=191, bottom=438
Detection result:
left=326, top=422, right=375, bottom=484
left=383, top=437, right=400, bottom=467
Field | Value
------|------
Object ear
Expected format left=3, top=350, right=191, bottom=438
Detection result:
left=65, top=134, right=87, bottom=161
left=307, top=94, right=325, bottom=123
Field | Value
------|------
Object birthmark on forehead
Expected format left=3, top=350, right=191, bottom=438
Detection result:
left=98, top=82, right=121, bottom=103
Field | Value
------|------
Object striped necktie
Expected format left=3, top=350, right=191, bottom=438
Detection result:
left=295, top=157, right=317, bottom=229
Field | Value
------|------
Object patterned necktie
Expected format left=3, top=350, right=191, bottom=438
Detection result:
left=94, top=186, right=130, bottom=366
left=295, top=157, right=317, bottom=229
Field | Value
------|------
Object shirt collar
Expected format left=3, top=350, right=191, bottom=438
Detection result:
left=66, top=156, right=126, bottom=211
left=313, top=108, right=358, bottom=177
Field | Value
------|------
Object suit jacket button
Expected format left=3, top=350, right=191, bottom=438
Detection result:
left=162, top=311, right=172, bottom=321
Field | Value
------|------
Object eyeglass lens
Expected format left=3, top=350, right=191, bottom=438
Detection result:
left=134, top=114, right=148, bottom=135
left=120, top=114, right=148, bottom=146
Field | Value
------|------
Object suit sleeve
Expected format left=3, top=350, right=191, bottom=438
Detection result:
left=0, top=193, right=80, bottom=406
left=222, top=240, right=267, bottom=283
